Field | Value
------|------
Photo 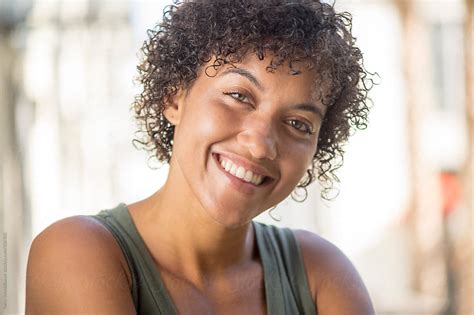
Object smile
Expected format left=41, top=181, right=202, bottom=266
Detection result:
left=218, top=156, right=265, bottom=185
left=212, top=153, right=274, bottom=192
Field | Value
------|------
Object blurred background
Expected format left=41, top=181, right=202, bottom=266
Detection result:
left=0, top=0, right=472, bottom=314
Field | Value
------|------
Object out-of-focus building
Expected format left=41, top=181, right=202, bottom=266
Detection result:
left=0, top=0, right=471, bottom=314
left=459, top=1, right=473, bottom=314
left=393, top=0, right=470, bottom=314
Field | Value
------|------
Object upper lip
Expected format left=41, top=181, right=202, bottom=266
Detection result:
left=213, top=152, right=277, bottom=180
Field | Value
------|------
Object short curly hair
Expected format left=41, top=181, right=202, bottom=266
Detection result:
left=132, top=0, right=373, bottom=200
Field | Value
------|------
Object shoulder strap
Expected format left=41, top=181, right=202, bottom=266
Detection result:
left=90, top=204, right=177, bottom=315
left=253, top=221, right=317, bottom=315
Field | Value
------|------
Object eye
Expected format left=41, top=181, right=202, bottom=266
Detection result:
left=223, top=91, right=250, bottom=103
left=286, top=119, right=314, bottom=135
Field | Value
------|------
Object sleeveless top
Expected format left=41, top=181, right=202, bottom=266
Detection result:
left=90, top=203, right=317, bottom=315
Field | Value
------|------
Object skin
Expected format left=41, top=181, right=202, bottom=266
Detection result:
left=26, top=54, right=375, bottom=314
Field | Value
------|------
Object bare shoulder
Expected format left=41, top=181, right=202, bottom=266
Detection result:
left=292, top=229, right=375, bottom=315
left=26, top=215, right=135, bottom=314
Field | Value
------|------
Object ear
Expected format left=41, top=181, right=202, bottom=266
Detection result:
left=163, top=89, right=186, bottom=126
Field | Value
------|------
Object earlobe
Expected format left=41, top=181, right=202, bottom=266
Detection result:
left=163, top=89, right=186, bottom=126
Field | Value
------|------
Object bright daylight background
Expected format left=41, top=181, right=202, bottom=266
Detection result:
left=0, top=0, right=472, bottom=314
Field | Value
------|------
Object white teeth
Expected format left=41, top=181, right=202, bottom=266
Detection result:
left=244, top=170, right=253, bottom=182
left=251, top=174, right=263, bottom=185
left=236, top=166, right=246, bottom=179
left=229, top=164, right=238, bottom=176
left=251, top=174, right=257, bottom=184
left=218, top=156, right=265, bottom=185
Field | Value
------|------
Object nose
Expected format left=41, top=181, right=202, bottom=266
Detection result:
left=236, top=118, right=278, bottom=160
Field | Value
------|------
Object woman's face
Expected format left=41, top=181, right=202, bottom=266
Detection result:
left=166, top=54, right=326, bottom=227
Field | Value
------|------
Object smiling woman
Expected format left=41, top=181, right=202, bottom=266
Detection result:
left=162, top=55, right=325, bottom=227
left=25, top=0, right=375, bottom=314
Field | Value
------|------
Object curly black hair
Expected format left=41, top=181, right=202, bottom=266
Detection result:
left=132, top=0, right=373, bottom=200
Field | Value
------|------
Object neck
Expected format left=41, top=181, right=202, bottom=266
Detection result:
left=131, top=180, right=257, bottom=285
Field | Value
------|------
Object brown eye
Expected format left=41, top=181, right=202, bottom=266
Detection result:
left=224, top=92, right=249, bottom=103
left=286, top=119, right=313, bottom=134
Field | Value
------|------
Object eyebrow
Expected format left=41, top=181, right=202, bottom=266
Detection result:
left=291, top=103, right=324, bottom=119
left=221, top=68, right=264, bottom=91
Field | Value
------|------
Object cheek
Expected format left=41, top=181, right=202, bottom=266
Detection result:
left=280, top=142, right=316, bottom=181
left=177, top=98, right=237, bottom=149
left=201, top=99, right=238, bottom=132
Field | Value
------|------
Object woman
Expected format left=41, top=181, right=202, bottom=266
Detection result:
left=26, top=0, right=375, bottom=314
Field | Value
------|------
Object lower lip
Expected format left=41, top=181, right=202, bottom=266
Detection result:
left=212, top=153, right=265, bottom=195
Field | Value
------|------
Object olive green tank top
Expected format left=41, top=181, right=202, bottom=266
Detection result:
left=91, top=203, right=317, bottom=314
